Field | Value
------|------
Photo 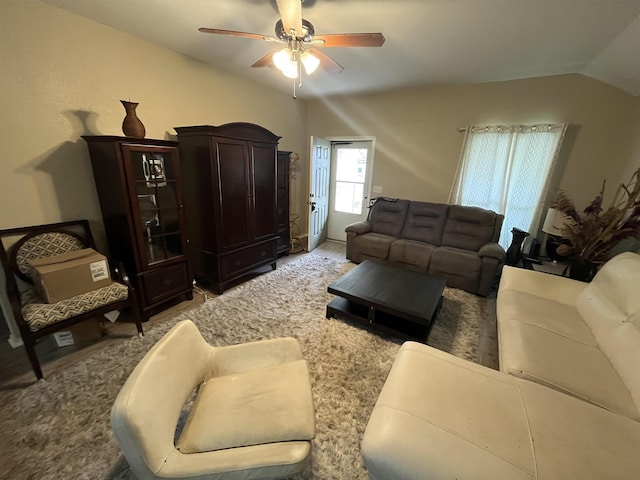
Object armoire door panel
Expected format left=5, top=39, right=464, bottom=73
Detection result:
left=251, top=143, right=277, bottom=241
left=217, top=141, right=251, bottom=249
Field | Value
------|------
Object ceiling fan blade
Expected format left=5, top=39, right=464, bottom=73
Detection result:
left=309, top=48, right=343, bottom=74
left=251, top=51, right=276, bottom=68
left=276, top=0, right=303, bottom=36
left=313, top=33, right=385, bottom=47
left=199, top=27, right=279, bottom=42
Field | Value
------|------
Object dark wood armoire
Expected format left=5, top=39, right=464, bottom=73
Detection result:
left=175, top=123, right=281, bottom=293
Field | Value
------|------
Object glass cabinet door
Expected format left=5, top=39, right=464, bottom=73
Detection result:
left=123, top=145, right=185, bottom=269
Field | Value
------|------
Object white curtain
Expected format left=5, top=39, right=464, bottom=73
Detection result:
left=451, top=124, right=566, bottom=249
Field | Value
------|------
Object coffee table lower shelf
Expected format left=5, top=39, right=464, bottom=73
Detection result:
left=326, top=296, right=434, bottom=342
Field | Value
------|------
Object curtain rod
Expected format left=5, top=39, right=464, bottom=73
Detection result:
left=457, top=124, right=566, bottom=133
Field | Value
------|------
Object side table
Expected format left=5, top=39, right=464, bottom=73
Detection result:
left=520, top=257, right=570, bottom=277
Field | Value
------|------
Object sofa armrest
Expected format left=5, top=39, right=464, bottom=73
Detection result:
left=478, top=242, right=506, bottom=261
left=345, top=221, right=372, bottom=235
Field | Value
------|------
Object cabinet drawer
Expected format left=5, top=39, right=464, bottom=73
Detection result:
left=141, top=262, right=190, bottom=306
left=220, top=241, right=277, bottom=280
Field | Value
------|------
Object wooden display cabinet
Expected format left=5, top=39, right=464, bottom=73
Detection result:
left=82, top=136, right=193, bottom=320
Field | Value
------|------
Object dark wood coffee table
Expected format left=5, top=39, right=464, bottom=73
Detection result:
left=326, top=260, right=446, bottom=342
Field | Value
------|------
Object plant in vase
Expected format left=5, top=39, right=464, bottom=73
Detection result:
left=552, top=167, right=640, bottom=280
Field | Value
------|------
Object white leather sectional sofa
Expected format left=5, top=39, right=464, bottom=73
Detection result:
left=362, top=252, right=640, bottom=479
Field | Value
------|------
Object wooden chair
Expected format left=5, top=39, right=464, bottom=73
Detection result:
left=0, top=220, right=143, bottom=380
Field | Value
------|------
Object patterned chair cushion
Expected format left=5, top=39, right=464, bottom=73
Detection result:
left=20, top=283, right=129, bottom=332
left=16, top=232, right=84, bottom=280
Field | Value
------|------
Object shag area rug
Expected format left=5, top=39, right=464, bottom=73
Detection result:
left=0, top=246, right=495, bottom=479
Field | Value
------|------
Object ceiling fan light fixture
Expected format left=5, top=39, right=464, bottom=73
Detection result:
left=273, top=47, right=298, bottom=79
left=300, top=50, right=320, bottom=75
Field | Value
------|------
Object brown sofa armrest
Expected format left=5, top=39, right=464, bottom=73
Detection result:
left=345, top=221, right=372, bottom=235
left=479, top=242, right=506, bottom=261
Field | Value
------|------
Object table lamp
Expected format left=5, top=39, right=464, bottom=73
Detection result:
left=542, top=207, right=570, bottom=261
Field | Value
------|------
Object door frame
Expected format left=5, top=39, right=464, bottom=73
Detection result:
left=326, top=136, right=376, bottom=240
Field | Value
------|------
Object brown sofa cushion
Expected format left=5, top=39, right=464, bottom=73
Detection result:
left=429, top=247, right=482, bottom=292
left=400, top=201, right=449, bottom=245
left=370, top=199, right=410, bottom=238
left=441, top=205, right=499, bottom=251
left=388, top=239, right=438, bottom=273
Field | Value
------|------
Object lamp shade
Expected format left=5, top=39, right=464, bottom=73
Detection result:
left=273, top=48, right=298, bottom=79
left=300, top=51, right=320, bottom=75
left=542, top=208, right=571, bottom=236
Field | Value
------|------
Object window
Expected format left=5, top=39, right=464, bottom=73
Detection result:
left=451, top=124, right=566, bottom=248
left=334, top=147, right=368, bottom=214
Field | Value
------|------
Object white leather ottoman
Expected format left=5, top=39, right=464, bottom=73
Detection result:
left=361, top=342, right=640, bottom=480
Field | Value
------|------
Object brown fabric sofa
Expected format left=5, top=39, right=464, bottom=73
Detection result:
left=345, top=198, right=506, bottom=296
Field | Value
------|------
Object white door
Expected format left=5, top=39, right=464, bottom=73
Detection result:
left=327, top=141, right=373, bottom=241
left=307, top=136, right=330, bottom=251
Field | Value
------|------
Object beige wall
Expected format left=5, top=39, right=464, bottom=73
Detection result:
left=1, top=3, right=639, bottom=265
left=620, top=96, right=640, bottom=184
left=0, top=0, right=309, bottom=343
left=0, top=0, right=308, bottom=239
left=307, top=75, right=639, bottom=231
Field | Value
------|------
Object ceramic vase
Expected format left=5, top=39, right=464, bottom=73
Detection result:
left=120, top=100, right=146, bottom=138
left=505, top=228, right=529, bottom=266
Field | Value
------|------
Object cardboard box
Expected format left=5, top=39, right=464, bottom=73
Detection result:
left=29, top=248, right=112, bottom=303
left=53, top=320, right=104, bottom=347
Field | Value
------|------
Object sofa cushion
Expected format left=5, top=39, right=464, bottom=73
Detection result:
left=399, top=201, right=449, bottom=245
left=388, top=239, right=436, bottom=273
left=497, top=289, right=596, bottom=345
left=441, top=205, right=499, bottom=251
left=499, top=318, right=639, bottom=420
left=519, top=377, right=640, bottom=480
left=369, top=198, right=410, bottom=237
left=499, top=265, right=586, bottom=307
left=429, top=247, right=481, bottom=292
left=176, top=360, right=315, bottom=453
left=350, top=232, right=396, bottom=261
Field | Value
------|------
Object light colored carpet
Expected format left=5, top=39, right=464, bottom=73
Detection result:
left=0, top=244, right=495, bottom=479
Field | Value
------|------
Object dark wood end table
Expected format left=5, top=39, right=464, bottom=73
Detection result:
left=326, top=260, right=446, bottom=342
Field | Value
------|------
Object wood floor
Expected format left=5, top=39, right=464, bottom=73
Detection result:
left=0, top=241, right=498, bottom=389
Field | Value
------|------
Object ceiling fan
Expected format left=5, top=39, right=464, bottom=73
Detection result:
left=199, top=0, right=385, bottom=87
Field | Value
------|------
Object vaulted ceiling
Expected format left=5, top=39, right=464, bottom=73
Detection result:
left=43, top=0, right=640, bottom=98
